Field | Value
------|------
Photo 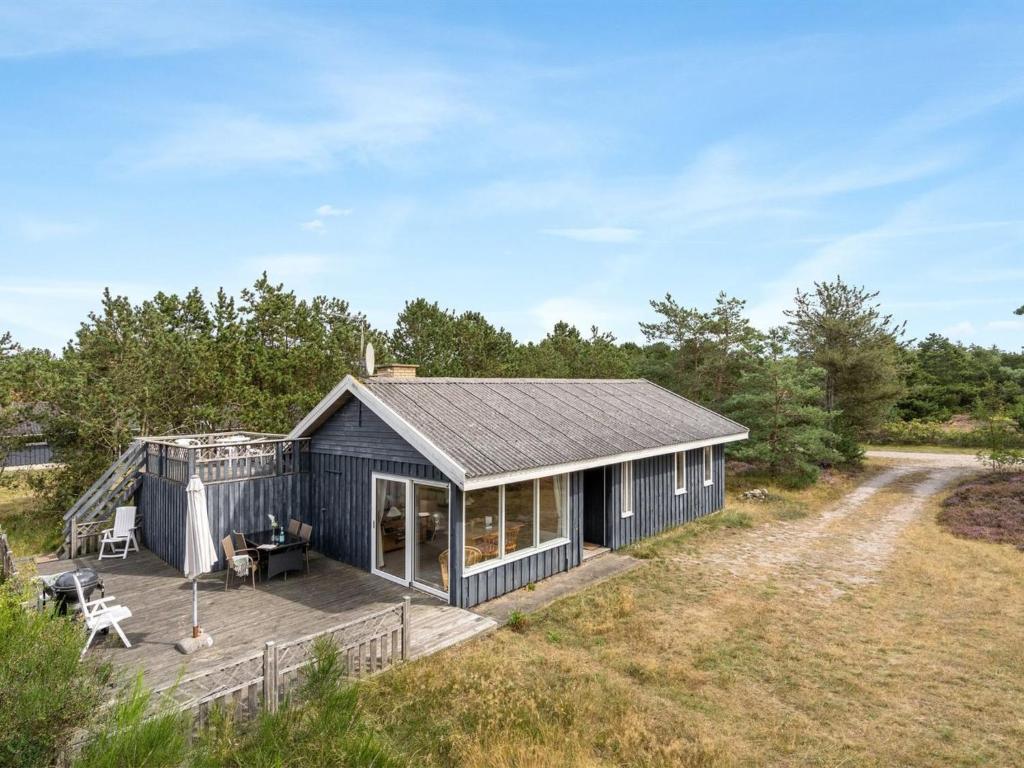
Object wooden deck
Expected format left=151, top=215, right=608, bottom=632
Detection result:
left=37, top=549, right=496, bottom=690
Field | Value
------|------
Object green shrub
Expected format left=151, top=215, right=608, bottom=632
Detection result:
left=868, top=419, right=1024, bottom=449
left=506, top=610, right=530, bottom=633
left=73, top=675, right=189, bottom=768
left=192, top=636, right=404, bottom=768
left=0, top=579, right=106, bottom=768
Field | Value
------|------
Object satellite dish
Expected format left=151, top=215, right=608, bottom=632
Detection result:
left=364, top=342, right=376, bottom=376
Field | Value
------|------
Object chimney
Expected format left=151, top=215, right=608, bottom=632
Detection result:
left=373, top=363, right=418, bottom=379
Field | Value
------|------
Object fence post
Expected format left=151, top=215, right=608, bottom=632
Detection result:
left=263, top=641, right=278, bottom=714
left=69, top=521, right=78, bottom=559
left=187, top=448, right=196, bottom=479
left=401, top=596, right=411, bottom=661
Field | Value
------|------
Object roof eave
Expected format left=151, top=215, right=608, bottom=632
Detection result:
left=461, top=430, right=749, bottom=490
left=289, top=375, right=470, bottom=488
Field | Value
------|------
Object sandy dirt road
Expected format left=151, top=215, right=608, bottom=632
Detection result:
left=673, top=450, right=982, bottom=600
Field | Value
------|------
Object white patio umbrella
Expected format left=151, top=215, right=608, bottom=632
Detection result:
left=176, top=474, right=218, bottom=654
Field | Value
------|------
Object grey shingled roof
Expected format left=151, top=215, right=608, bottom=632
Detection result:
left=361, top=378, right=746, bottom=480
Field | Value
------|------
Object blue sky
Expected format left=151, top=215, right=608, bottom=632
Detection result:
left=1, top=1, right=1023, bottom=352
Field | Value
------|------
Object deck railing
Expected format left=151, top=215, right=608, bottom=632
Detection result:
left=145, top=437, right=310, bottom=485
left=0, top=532, right=17, bottom=582
left=151, top=597, right=410, bottom=722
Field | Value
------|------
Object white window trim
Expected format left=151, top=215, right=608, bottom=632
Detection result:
left=620, top=461, right=633, bottom=518
left=703, top=446, right=714, bottom=487
left=462, top=474, right=570, bottom=576
left=674, top=450, right=687, bottom=495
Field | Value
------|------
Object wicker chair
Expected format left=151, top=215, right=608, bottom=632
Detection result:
left=222, top=535, right=259, bottom=590
left=287, top=518, right=301, bottom=536
left=439, top=546, right=483, bottom=591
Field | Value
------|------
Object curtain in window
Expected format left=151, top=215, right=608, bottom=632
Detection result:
left=553, top=474, right=566, bottom=537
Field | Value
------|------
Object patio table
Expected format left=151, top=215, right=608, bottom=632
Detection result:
left=244, top=529, right=306, bottom=581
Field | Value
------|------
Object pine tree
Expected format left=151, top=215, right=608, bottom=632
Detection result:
left=785, top=277, right=906, bottom=460
left=640, top=292, right=763, bottom=407
left=725, top=330, right=840, bottom=487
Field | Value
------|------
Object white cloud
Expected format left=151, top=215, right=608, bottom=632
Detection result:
left=130, top=71, right=469, bottom=172
left=246, top=253, right=341, bottom=279
left=986, top=319, right=1024, bottom=332
left=0, top=2, right=258, bottom=58
left=316, top=204, right=352, bottom=218
left=0, top=278, right=156, bottom=350
left=943, top=321, right=976, bottom=339
left=300, top=219, right=325, bottom=233
left=542, top=227, right=639, bottom=244
left=15, top=215, right=90, bottom=242
left=529, top=296, right=637, bottom=338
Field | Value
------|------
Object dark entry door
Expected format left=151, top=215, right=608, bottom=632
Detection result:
left=582, top=467, right=606, bottom=546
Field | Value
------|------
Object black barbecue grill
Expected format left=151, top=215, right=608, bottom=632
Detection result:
left=41, top=568, right=105, bottom=615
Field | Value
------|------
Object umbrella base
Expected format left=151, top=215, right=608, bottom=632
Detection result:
left=175, top=633, right=214, bottom=655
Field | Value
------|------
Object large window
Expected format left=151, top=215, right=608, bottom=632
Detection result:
left=463, top=485, right=500, bottom=564
left=674, top=451, right=687, bottom=495
left=463, top=474, right=569, bottom=573
left=703, top=446, right=714, bottom=486
left=504, top=480, right=535, bottom=553
left=620, top=461, right=633, bottom=517
left=538, top=475, right=567, bottom=544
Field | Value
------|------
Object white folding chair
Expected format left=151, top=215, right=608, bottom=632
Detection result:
left=98, top=506, right=139, bottom=560
left=73, top=574, right=133, bottom=658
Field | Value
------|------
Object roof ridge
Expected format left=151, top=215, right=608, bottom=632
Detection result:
left=364, top=377, right=649, bottom=384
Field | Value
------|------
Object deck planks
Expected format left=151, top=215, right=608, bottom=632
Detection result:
left=38, top=549, right=496, bottom=690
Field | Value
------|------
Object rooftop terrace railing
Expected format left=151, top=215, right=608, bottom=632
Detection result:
left=145, top=434, right=310, bottom=484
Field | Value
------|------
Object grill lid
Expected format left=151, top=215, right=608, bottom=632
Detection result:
left=50, top=568, right=102, bottom=595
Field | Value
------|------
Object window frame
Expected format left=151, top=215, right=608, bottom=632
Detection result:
left=703, top=445, right=714, bottom=486
left=620, top=461, right=634, bottom=517
left=462, top=474, right=571, bottom=577
left=674, top=450, right=687, bottom=495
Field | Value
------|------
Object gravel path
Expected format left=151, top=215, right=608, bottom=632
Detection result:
left=674, top=453, right=980, bottom=600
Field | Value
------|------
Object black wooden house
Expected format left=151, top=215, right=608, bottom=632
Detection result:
left=80, top=366, right=747, bottom=608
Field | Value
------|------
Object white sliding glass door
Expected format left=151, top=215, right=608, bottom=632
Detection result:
left=371, top=473, right=450, bottom=600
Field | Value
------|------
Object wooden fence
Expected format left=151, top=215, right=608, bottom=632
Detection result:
left=0, top=532, right=17, bottom=582
left=146, top=439, right=310, bottom=485
left=151, top=597, right=410, bottom=722
left=67, top=506, right=144, bottom=559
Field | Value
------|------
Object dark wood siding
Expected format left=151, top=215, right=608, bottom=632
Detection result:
left=140, top=472, right=309, bottom=572
left=2, top=441, right=53, bottom=467
left=310, top=396, right=432, bottom=465
left=139, top=474, right=188, bottom=569
left=450, top=471, right=584, bottom=609
left=605, top=443, right=726, bottom=550
left=306, top=452, right=449, bottom=572
left=303, top=389, right=732, bottom=607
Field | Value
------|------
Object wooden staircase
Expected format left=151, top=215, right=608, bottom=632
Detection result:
left=58, top=440, right=147, bottom=559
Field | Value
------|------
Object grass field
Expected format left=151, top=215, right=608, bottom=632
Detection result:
left=359, top=463, right=1024, bottom=767
left=0, top=473, right=62, bottom=557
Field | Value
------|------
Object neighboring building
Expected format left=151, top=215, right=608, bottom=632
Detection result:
left=1, top=418, right=54, bottom=468
left=69, top=367, right=748, bottom=608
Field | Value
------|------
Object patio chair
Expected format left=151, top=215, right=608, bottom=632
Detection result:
left=222, top=535, right=259, bottom=591
left=97, top=506, right=140, bottom=560
left=439, top=546, right=483, bottom=591
left=287, top=518, right=301, bottom=536
left=298, top=523, right=312, bottom=574
left=74, top=573, right=132, bottom=658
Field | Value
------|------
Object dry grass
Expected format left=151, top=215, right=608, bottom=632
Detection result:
left=863, top=444, right=980, bottom=455
left=0, top=472, right=61, bottom=557
left=359, top=464, right=1024, bottom=767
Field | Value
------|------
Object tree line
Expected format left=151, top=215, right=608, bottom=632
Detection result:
left=1, top=274, right=1022, bottom=506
